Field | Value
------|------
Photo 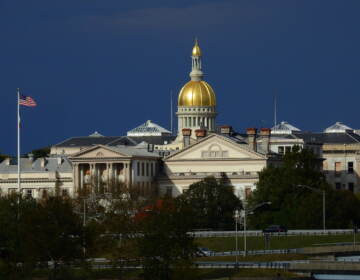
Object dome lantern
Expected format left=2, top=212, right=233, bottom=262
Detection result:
left=176, top=39, right=217, bottom=134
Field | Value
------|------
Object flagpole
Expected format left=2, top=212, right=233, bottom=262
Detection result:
left=17, top=88, right=21, bottom=195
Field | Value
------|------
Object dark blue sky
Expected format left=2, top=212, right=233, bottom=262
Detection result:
left=1, top=0, right=360, bottom=155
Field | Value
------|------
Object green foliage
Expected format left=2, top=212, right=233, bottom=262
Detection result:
left=29, top=146, right=50, bottom=159
left=0, top=152, right=7, bottom=163
left=0, top=196, right=84, bottom=279
left=137, top=197, right=198, bottom=280
left=180, top=176, right=242, bottom=229
left=248, top=147, right=360, bottom=229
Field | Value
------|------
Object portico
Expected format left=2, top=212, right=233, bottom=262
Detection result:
left=69, top=145, right=160, bottom=196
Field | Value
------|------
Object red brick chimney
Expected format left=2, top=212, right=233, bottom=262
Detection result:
left=259, top=128, right=271, bottom=154
left=182, top=128, right=192, bottom=147
left=246, top=128, right=257, bottom=151
left=195, top=129, right=207, bottom=140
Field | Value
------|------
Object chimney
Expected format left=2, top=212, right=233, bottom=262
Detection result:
left=195, top=129, right=207, bottom=140
left=220, top=125, right=232, bottom=136
left=246, top=128, right=257, bottom=151
left=57, top=156, right=63, bottom=165
left=28, top=153, right=34, bottom=163
left=259, top=128, right=271, bottom=154
left=40, top=158, right=47, bottom=168
left=4, top=158, right=10, bottom=166
left=182, top=128, right=192, bottom=147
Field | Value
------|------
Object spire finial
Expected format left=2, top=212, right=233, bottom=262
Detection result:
left=192, top=37, right=202, bottom=57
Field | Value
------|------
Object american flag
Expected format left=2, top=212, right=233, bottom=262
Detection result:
left=19, top=95, right=37, bottom=107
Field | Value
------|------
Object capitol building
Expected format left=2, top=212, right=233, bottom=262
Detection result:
left=1, top=41, right=360, bottom=198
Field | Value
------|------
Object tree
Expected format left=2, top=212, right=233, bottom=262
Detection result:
left=27, top=197, right=84, bottom=279
left=28, top=146, right=50, bottom=159
left=137, top=197, right=197, bottom=280
left=0, top=152, right=9, bottom=163
left=180, top=177, right=242, bottom=229
left=248, top=147, right=360, bottom=229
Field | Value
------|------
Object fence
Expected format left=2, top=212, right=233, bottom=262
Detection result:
left=190, top=229, right=353, bottom=238
left=194, top=261, right=291, bottom=270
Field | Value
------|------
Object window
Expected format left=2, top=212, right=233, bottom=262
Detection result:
left=141, top=162, right=144, bottom=176
left=26, top=189, right=32, bottom=198
left=42, top=189, right=48, bottom=199
left=62, top=189, right=68, bottom=197
left=278, top=146, right=284, bottom=155
left=335, top=162, right=341, bottom=177
left=348, top=162, right=354, bottom=174
left=335, top=182, right=341, bottom=190
left=146, top=163, right=149, bottom=177
left=150, top=163, right=153, bottom=176
left=348, top=183, right=354, bottom=193
left=137, top=162, right=140, bottom=176
left=285, top=146, right=291, bottom=153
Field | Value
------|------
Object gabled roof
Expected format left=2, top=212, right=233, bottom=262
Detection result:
left=53, top=136, right=124, bottom=147
left=53, top=134, right=176, bottom=148
left=69, top=145, right=160, bottom=159
left=164, top=133, right=268, bottom=161
left=127, top=120, right=171, bottom=136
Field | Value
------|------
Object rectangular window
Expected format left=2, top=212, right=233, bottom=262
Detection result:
left=62, top=189, right=68, bottom=197
left=348, top=183, right=354, bottom=193
left=278, top=146, right=284, bottom=155
left=141, top=162, right=144, bottom=176
left=146, top=163, right=149, bottom=177
left=335, top=162, right=341, bottom=177
left=222, top=151, right=229, bottom=157
left=137, top=162, right=140, bottom=176
left=285, top=146, right=291, bottom=153
left=348, top=162, right=354, bottom=174
left=335, top=182, right=341, bottom=190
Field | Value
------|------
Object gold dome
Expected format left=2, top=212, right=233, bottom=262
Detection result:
left=192, top=39, right=202, bottom=56
left=178, top=81, right=216, bottom=106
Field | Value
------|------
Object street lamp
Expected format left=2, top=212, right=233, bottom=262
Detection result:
left=233, top=209, right=240, bottom=265
left=296, top=184, right=326, bottom=233
left=242, top=201, right=271, bottom=257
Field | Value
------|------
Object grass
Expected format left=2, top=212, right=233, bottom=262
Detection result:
left=196, top=234, right=354, bottom=252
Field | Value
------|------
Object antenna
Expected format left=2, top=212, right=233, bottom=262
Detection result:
left=273, top=91, right=277, bottom=127
left=170, top=90, right=173, bottom=135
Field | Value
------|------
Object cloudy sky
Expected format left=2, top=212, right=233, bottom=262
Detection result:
left=1, top=0, right=360, bottom=155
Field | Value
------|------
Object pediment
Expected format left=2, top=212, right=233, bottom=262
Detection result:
left=166, top=134, right=266, bottom=161
left=71, top=145, right=128, bottom=159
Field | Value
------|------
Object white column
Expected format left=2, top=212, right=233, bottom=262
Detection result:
left=80, top=165, right=84, bottom=191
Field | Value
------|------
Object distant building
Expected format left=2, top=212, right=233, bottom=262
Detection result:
left=266, top=121, right=360, bottom=193
left=0, top=155, right=72, bottom=198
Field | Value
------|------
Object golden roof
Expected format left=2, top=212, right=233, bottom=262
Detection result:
left=178, top=80, right=216, bottom=106
left=192, top=39, right=202, bottom=56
